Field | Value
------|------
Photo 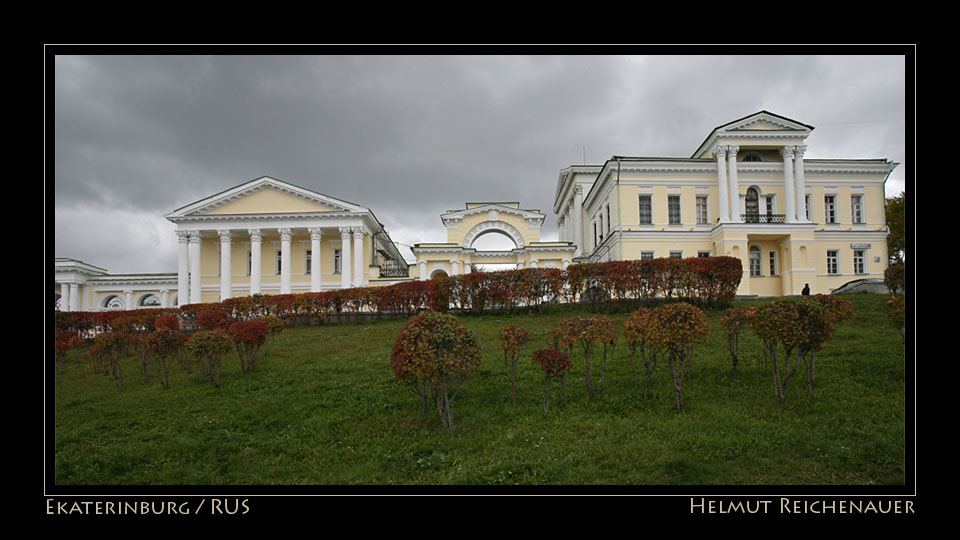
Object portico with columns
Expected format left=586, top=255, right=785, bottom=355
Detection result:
left=554, top=111, right=897, bottom=297
left=165, top=176, right=409, bottom=306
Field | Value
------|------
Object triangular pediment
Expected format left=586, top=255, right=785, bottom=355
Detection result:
left=167, top=176, right=366, bottom=219
left=719, top=111, right=813, bottom=133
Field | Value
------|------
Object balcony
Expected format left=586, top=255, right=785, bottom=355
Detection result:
left=379, top=261, right=410, bottom=278
left=741, top=213, right=786, bottom=224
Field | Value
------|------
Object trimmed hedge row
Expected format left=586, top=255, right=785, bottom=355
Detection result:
left=55, top=256, right=742, bottom=335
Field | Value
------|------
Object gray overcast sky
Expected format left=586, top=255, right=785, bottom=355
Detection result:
left=51, top=52, right=909, bottom=274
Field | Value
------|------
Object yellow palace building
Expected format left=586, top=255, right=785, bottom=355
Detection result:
left=55, top=176, right=411, bottom=311
left=553, top=111, right=898, bottom=297
left=54, top=111, right=898, bottom=311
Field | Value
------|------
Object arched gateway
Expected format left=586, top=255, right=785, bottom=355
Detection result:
left=412, top=202, right=576, bottom=279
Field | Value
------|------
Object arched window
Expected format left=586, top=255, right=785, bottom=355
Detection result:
left=743, top=154, right=762, bottom=162
left=745, top=187, right=760, bottom=221
left=104, top=295, right=125, bottom=310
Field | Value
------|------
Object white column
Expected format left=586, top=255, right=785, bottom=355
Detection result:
left=716, top=146, right=730, bottom=224
left=310, top=228, right=323, bottom=292
left=353, top=228, right=365, bottom=287
left=573, top=185, right=584, bottom=256
left=464, top=262, right=472, bottom=274
left=176, top=230, right=190, bottom=307
left=419, top=260, right=427, bottom=281
left=279, top=228, right=292, bottom=294
left=794, top=145, right=808, bottom=222
left=125, top=290, right=134, bottom=310
left=69, top=283, right=80, bottom=312
left=218, top=229, right=232, bottom=300
left=161, top=289, right=170, bottom=308
left=340, top=227, right=352, bottom=289
left=781, top=146, right=796, bottom=223
left=249, top=229, right=262, bottom=295
left=450, top=259, right=459, bottom=276
left=727, top=145, right=741, bottom=222
left=188, top=231, right=202, bottom=304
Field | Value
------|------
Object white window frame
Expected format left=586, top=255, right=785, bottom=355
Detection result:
left=851, top=194, right=865, bottom=224
left=769, top=250, right=777, bottom=276
left=668, top=195, right=681, bottom=225
left=827, top=250, right=839, bottom=275
left=853, top=249, right=866, bottom=274
left=749, top=245, right=762, bottom=277
left=334, top=248, right=342, bottom=274
left=638, top=195, right=653, bottom=225
left=669, top=250, right=683, bottom=259
left=696, top=195, right=708, bottom=225
left=825, top=194, right=838, bottom=224
left=641, top=251, right=654, bottom=259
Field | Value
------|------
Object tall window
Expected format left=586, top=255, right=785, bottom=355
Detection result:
left=334, top=249, right=342, bottom=274
left=765, top=195, right=775, bottom=216
left=827, top=250, right=839, bottom=275
left=769, top=251, right=777, bottom=276
left=825, top=195, right=837, bottom=223
left=805, top=195, right=811, bottom=221
left=745, top=187, right=760, bottom=219
left=606, top=205, right=611, bottom=233
left=276, top=250, right=282, bottom=275
left=306, top=249, right=313, bottom=275
left=851, top=194, right=864, bottom=223
left=749, top=245, right=761, bottom=276
left=639, top=195, right=652, bottom=224
left=696, top=195, right=708, bottom=225
left=853, top=249, right=866, bottom=274
left=668, top=195, right=681, bottom=225
left=247, top=250, right=252, bottom=276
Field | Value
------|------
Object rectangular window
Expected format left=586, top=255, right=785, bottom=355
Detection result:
left=276, top=250, right=282, bottom=275
left=334, top=249, right=342, bottom=274
left=639, top=195, right=652, bottom=225
left=306, top=249, right=312, bottom=275
left=247, top=250, right=252, bottom=276
left=593, top=222, right=598, bottom=246
left=851, top=194, right=864, bottom=224
left=669, top=251, right=682, bottom=259
left=668, top=195, right=681, bottom=225
left=805, top=195, right=811, bottom=221
left=853, top=249, right=866, bottom=274
left=769, top=251, right=777, bottom=276
left=765, top=195, right=775, bottom=216
left=825, top=195, right=837, bottom=223
left=827, top=250, right=839, bottom=275
left=698, top=250, right=712, bottom=258
left=606, top=205, right=611, bottom=233
left=696, top=195, right=708, bottom=225
left=641, top=251, right=654, bottom=259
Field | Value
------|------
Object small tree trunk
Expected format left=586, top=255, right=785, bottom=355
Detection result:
left=543, top=374, right=551, bottom=416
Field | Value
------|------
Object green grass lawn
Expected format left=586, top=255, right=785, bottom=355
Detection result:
left=51, top=294, right=908, bottom=486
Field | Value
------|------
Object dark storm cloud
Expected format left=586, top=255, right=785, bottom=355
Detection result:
left=52, top=52, right=907, bottom=273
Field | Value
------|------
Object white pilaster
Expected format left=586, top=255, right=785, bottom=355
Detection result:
left=464, top=262, right=472, bottom=274
left=176, top=230, right=190, bottom=307
left=450, top=259, right=459, bottom=276
left=340, top=227, right=352, bottom=289
left=573, top=185, right=584, bottom=256
left=310, top=228, right=322, bottom=292
left=419, top=260, right=427, bottom=281
left=727, top=145, right=741, bottom=222
left=249, top=229, right=262, bottom=296
left=781, top=146, right=796, bottom=223
left=279, top=228, right=292, bottom=294
left=218, top=229, right=232, bottom=300
left=161, top=289, right=170, bottom=308
left=125, top=290, right=134, bottom=310
left=794, top=145, right=808, bottom=222
left=716, top=146, right=730, bottom=224
left=353, top=228, right=365, bottom=287
left=188, top=231, right=202, bottom=304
